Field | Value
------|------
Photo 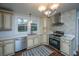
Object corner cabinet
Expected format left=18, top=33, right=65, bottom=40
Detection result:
left=0, top=11, right=13, bottom=31
left=0, top=39, right=15, bottom=56
left=60, top=37, right=75, bottom=56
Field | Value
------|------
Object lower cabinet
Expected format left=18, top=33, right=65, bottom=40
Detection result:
left=27, top=35, right=40, bottom=49
left=27, top=38, right=33, bottom=49
left=27, top=34, right=48, bottom=49
left=4, top=43, right=15, bottom=55
left=0, top=45, right=3, bottom=56
left=60, top=39, right=70, bottom=55
left=34, top=37, right=39, bottom=46
left=0, top=40, right=15, bottom=56
left=60, top=37, right=74, bottom=56
left=42, top=34, right=48, bottom=44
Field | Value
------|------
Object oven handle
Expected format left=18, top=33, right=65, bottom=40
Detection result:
left=49, top=38, right=60, bottom=42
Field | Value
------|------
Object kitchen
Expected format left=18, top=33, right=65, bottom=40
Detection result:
left=0, top=3, right=79, bottom=56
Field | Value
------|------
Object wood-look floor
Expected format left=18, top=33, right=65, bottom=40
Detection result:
left=15, top=45, right=64, bottom=56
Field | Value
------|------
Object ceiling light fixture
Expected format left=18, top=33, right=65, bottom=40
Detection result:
left=38, top=5, right=46, bottom=12
left=38, top=3, right=59, bottom=17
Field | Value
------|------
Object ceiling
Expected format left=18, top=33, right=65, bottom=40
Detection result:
left=0, top=3, right=79, bottom=17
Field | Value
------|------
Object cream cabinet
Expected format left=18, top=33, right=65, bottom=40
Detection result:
left=27, top=37, right=34, bottom=49
left=34, top=37, right=39, bottom=46
left=41, top=34, right=48, bottom=45
left=27, top=35, right=40, bottom=49
left=3, top=40, right=15, bottom=55
left=0, top=11, right=12, bottom=31
left=0, top=42, right=3, bottom=56
left=60, top=37, right=75, bottom=56
left=0, top=40, right=15, bottom=56
left=27, top=34, right=48, bottom=49
left=0, top=46, right=3, bottom=56
left=60, top=39, right=70, bottom=55
left=3, top=13, right=12, bottom=30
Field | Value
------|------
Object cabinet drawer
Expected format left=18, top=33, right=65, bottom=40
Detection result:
left=4, top=40, right=14, bottom=44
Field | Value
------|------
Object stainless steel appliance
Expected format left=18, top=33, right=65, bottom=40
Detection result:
left=49, top=31, right=64, bottom=50
left=52, top=13, right=64, bottom=26
left=15, top=37, right=27, bottom=52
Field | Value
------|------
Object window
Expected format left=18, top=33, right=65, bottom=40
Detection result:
left=31, top=23, right=37, bottom=31
left=18, top=18, right=28, bottom=32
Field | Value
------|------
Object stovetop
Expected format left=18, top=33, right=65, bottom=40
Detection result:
left=49, top=31, right=64, bottom=39
left=53, top=31, right=64, bottom=37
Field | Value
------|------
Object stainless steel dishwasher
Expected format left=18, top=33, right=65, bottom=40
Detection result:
left=15, top=37, right=27, bottom=52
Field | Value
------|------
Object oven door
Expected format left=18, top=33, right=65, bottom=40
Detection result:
left=49, top=38, right=60, bottom=50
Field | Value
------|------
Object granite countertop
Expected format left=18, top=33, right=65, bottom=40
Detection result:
left=0, top=33, right=44, bottom=41
left=0, top=34, right=28, bottom=41
left=61, top=34, right=75, bottom=40
left=1, top=32, right=74, bottom=41
left=48, top=32, right=75, bottom=40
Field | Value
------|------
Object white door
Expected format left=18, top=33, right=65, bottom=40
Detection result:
left=4, top=43, right=15, bottom=55
left=3, top=13, right=12, bottom=30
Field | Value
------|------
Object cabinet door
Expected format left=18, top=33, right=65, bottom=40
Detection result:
left=0, top=12, right=2, bottom=29
left=0, top=42, right=3, bottom=56
left=34, top=37, right=39, bottom=46
left=4, top=40, right=15, bottom=56
left=0, top=46, right=3, bottom=56
left=42, top=34, right=48, bottom=44
left=27, top=38, right=33, bottom=49
left=39, top=35, right=43, bottom=44
left=3, top=13, right=12, bottom=30
left=60, top=40, right=70, bottom=55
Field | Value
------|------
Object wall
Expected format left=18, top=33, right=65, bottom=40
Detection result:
left=52, top=9, right=76, bottom=35
left=0, top=13, right=41, bottom=38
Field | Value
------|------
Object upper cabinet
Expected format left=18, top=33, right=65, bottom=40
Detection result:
left=0, top=10, right=13, bottom=31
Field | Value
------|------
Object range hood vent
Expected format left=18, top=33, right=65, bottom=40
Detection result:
left=52, top=13, right=64, bottom=26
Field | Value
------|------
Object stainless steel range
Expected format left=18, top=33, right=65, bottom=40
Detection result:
left=49, top=31, right=64, bottom=50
